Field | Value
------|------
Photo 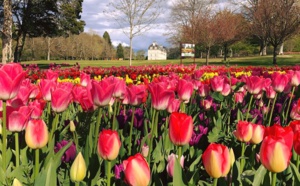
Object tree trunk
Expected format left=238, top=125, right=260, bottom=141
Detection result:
left=129, top=37, right=133, bottom=66
left=47, top=37, right=51, bottom=61
left=205, top=47, right=210, bottom=66
left=273, top=45, right=278, bottom=65
left=279, top=43, right=284, bottom=55
left=223, top=44, right=228, bottom=61
left=2, top=0, right=12, bottom=64
left=14, top=33, right=26, bottom=62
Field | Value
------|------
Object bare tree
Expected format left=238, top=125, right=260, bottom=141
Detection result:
left=108, top=0, right=163, bottom=66
left=243, top=0, right=300, bottom=64
left=1, top=0, right=12, bottom=64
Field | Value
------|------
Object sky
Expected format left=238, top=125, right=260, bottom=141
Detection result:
left=81, top=0, right=234, bottom=52
left=81, top=0, right=173, bottom=51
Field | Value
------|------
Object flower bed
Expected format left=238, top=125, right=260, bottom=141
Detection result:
left=1, top=63, right=300, bottom=185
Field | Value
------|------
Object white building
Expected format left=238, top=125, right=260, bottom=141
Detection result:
left=148, top=42, right=167, bottom=60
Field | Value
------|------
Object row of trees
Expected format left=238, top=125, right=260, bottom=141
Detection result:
left=168, top=0, right=300, bottom=64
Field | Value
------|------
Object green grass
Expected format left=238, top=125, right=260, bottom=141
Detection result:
left=21, top=55, right=300, bottom=69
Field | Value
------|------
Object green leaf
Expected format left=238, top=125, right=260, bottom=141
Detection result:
left=173, top=157, right=186, bottom=186
left=252, top=164, right=267, bottom=186
left=211, top=92, right=224, bottom=102
left=188, top=153, right=202, bottom=172
left=290, top=162, right=300, bottom=185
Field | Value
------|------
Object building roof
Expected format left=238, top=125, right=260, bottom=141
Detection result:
left=148, top=42, right=167, bottom=52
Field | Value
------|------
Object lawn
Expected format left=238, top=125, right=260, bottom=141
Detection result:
left=20, top=55, right=300, bottom=69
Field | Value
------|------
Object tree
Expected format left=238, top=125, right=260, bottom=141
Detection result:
left=135, top=50, right=145, bottom=60
left=0, top=0, right=85, bottom=62
left=116, top=43, right=124, bottom=59
left=1, top=0, right=12, bottom=63
left=108, top=0, right=163, bottom=66
left=101, top=31, right=114, bottom=60
left=243, top=0, right=300, bottom=64
left=213, top=9, right=248, bottom=61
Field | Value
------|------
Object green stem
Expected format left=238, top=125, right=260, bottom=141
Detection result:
left=240, top=142, right=246, bottom=173
left=2, top=101, right=7, bottom=171
left=73, top=132, right=79, bottom=151
left=213, top=178, right=218, bottom=186
left=35, top=149, right=40, bottom=178
left=47, top=101, right=51, bottom=124
left=15, top=132, right=20, bottom=167
left=112, top=100, right=118, bottom=130
left=147, top=109, right=157, bottom=163
left=128, top=107, right=136, bottom=155
left=297, top=155, right=300, bottom=170
left=245, top=94, right=253, bottom=121
left=75, top=182, right=80, bottom=186
left=285, top=86, right=295, bottom=125
left=107, top=161, right=112, bottom=186
left=94, top=107, right=103, bottom=152
left=268, top=93, right=278, bottom=127
left=49, top=113, right=59, bottom=142
left=178, top=146, right=182, bottom=160
left=272, top=172, right=277, bottom=186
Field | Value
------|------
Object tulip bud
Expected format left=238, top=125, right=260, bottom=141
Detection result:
left=70, top=120, right=76, bottom=132
left=202, top=143, right=231, bottom=178
left=141, top=144, right=149, bottom=158
left=70, top=152, right=87, bottom=182
left=25, top=119, right=48, bottom=149
left=12, top=178, right=23, bottom=186
left=229, top=148, right=235, bottom=168
left=166, top=153, right=184, bottom=177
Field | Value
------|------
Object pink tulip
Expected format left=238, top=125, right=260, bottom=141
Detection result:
left=234, top=92, right=244, bottom=104
left=167, top=98, right=181, bottom=113
left=265, top=86, right=276, bottom=99
left=126, top=84, right=147, bottom=106
left=45, top=69, right=59, bottom=81
left=123, top=153, right=150, bottom=186
left=25, top=119, right=49, bottom=149
left=7, top=106, right=32, bottom=132
left=198, top=84, right=210, bottom=97
left=233, top=121, right=253, bottom=142
left=97, top=129, right=121, bottom=161
left=244, top=76, right=264, bottom=95
left=51, top=83, right=73, bottom=113
left=210, top=76, right=224, bottom=92
left=39, top=79, right=57, bottom=101
left=260, top=135, right=291, bottom=173
left=28, top=99, right=46, bottom=119
left=202, top=143, right=231, bottom=178
left=250, top=124, right=265, bottom=144
left=72, top=85, right=94, bottom=111
left=221, top=83, right=231, bottom=96
left=80, top=72, right=91, bottom=87
left=106, top=76, right=127, bottom=99
left=169, top=112, right=193, bottom=146
left=91, top=79, right=115, bottom=107
left=0, top=63, right=26, bottom=100
left=291, top=71, right=300, bottom=87
left=271, top=72, right=289, bottom=93
left=148, top=82, right=175, bottom=110
left=166, top=153, right=184, bottom=177
left=200, top=97, right=213, bottom=110
left=177, top=79, right=194, bottom=103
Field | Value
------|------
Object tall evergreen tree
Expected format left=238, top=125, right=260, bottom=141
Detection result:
left=116, top=43, right=124, bottom=59
left=103, top=31, right=112, bottom=46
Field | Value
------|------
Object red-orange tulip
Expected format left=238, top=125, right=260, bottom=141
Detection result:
left=25, top=119, right=49, bottom=149
left=202, top=143, right=231, bottom=178
left=169, top=112, right=193, bottom=146
left=97, top=129, right=121, bottom=161
left=123, top=153, right=150, bottom=186
left=233, top=121, right=253, bottom=142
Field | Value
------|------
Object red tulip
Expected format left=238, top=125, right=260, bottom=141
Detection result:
left=250, top=124, right=265, bottom=144
left=271, top=72, right=289, bottom=93
left=91, top=79, right=115, bottom=107
left=97, top=129, right=121, bottom=161
left=244, top=76, right=264, bottom=95
left=177, top=79, right=194, bottom=103
left=0, top=63, right=26, bottom=100
left=260, top=135, right=292, bottom=173
left=25, top=119, right=49, bottom=149
left=233, top=121, right=253, bottom=142
left=169, top=112, right=193, bottom=146
left=289, top=120, right=300, bottom=133
left=264, top=124, right=294, bottom=150
left=210, top=76, right=224, bottom=92
left=293, top=131, right=300, bottom=155
left=148, top=82, right=175, bottom=110
left=123, top=153, right=150, bottom=186
left=202, top=143, right=231, bottom=178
